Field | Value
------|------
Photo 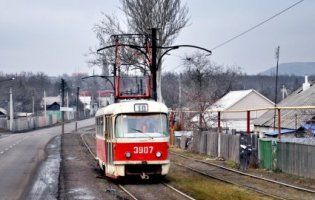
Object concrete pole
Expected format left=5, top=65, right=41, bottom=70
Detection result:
left=44, top=90, right=47, bottom=117
left=9, top=88, right=13, bottom=131
left=75, top=87, right=79, bottom=131
left=66, top=92, right=69, bottom=120
left=32, top=91, right=35, bottom=115
left=83, top=92, right=86, bottom=117
left=98, top=91, right=101, bottom=107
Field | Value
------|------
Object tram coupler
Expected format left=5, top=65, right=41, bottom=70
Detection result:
left=140, top=172, right=149, bottom=180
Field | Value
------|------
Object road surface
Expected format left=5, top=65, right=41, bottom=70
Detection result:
left=0, top=118, right=94, bottom=200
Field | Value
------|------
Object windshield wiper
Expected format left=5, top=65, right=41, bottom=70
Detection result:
left=131, top=128, right=143, bottom=133
left=130, top=128, right=153, bottom=139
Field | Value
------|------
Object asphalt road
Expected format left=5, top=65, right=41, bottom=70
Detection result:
left=0, top=118, right=94, bottom=200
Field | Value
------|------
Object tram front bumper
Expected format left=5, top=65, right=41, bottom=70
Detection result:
left=113, top=161, right=170, bottom=176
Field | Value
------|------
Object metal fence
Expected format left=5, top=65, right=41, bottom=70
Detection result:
left=259, top=138, right=315, bottom=178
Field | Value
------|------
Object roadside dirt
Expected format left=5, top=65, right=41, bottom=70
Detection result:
left=58, top=127, right=129, bottom=200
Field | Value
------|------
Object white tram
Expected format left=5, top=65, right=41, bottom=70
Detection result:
left=95, top=100, right=170, bottom=179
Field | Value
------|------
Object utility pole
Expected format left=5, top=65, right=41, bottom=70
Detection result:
left=179, top=73, right=182, bottom=107
left=66, top=91, right=69, bottom=120
left=32, top=90, right=35, bottom=115
left=61, top=78, right=65, bottom=134
left=273, top=46, right=280, bottom=136
left=9, top=88, right=13, bottom=131
left=44, top=90, right=47, bottom=117
left=179, top=73, right=184, bottom=128
left=151, top=28, right=158, bottom=101
left=75, top=87, right=80, bottom=131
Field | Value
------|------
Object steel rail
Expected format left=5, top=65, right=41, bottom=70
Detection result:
left=80, top=133, right=96, bottom=158
left=80, top=132, right=197, bottom=199
left=171, top=151, right=315, bottom=194
left=161, top=182, right=196, bottom=200
left=117, top=184, right=138, bottom=200
left=173, top=162, right=286, bottom=200
left=80, top=132, right=140, bottom=200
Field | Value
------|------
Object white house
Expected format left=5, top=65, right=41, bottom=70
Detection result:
left=194, top=89, right=274, bottom=132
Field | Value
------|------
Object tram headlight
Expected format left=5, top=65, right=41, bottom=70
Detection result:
left=156, top=151, right=162, bottom=158
left=125, top=152, right=131, bottom=158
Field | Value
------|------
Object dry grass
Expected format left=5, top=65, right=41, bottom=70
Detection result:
left=167, top=164, right=273, bottom=200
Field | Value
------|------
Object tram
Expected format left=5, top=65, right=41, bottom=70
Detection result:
left=95, top=100, right=170, bottom=179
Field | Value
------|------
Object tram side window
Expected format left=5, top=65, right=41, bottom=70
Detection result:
left=105, top=116, right=112, bottom=139
left=96, top=117, right=103, bottom=137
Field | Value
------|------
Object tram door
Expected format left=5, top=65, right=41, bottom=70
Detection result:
left=105, top=115, right=114, bottom=167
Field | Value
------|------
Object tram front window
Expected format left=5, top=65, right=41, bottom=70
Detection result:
left=115, top=114, right=168, bottom=138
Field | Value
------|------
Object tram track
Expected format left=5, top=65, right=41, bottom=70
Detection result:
left=80, top=132, right=196, bottom=200
left=170, top=151, right=315, bottom=200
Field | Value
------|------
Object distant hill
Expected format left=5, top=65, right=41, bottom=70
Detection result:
left=259, top=62, right=315, bottom=76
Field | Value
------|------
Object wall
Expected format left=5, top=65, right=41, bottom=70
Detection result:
left=0, top=112, right=75, bottom=132
left=223, top=92, right=273, bottom=120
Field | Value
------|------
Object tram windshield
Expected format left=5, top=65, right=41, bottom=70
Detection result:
left=115, top=114, right=168, bottom=138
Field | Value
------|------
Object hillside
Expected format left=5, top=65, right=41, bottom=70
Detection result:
left=259, top=62, right=315, bottom=76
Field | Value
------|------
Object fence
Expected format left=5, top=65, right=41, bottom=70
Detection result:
left=0, top=118, right=7, bottom=130
left=0, top=112, right=77, bottom=132
left=179, top=130, right=241, bottom=164
left=259, top=138, right=315, bottom=179
left=175, top=130, right=259, bottom=165
left=10, top=114, right=61, bottom=132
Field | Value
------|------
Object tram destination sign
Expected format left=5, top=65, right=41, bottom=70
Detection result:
left=134, top=103, right=148, bottom=112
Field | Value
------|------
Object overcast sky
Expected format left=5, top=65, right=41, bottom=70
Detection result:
left=0, top=0, right=314, bottom=76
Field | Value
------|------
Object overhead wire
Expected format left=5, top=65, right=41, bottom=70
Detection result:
left=210, top=0, right=305, bottom=51
left=165, top=0, right=305, bottom=73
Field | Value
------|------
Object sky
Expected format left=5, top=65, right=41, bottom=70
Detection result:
left=0, top=0, right=314, bottom=76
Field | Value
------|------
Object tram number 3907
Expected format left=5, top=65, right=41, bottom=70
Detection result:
left=133, top=146, right=153, bottom=154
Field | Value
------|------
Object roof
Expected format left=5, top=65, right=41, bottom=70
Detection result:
left=192, top=89, right=272, bottom=123
left=95, top=100, right=168, bottom=116
left=208, top=89, right=272, bottom=111
left=254, top=81, right=315, bottom=129
left=0, top=108, right=7, bottom=115
left=209, top=90, right=252, bottom=111
left=264, top=129, right=296, bottom=137
left=43, top=96, right=61, bottom=106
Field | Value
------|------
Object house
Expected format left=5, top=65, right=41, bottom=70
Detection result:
left=254, top=76, right=315, bottom=138
left=79, top=91, right=92, bottom=111
left=42, top=96, right=61, bottom=111
left=0, top=108, right=7, bottom=118
left=194, top=89, right=274, bottom=132
left=97, top=90, right=114, bottom=107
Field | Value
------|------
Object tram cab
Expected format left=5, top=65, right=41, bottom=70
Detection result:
left=95, top=100, right=170, bottom=179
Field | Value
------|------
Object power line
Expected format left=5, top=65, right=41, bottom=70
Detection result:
left=210, top=0, right=305, bottom=51
left=165, top=0, right=305, bottom=73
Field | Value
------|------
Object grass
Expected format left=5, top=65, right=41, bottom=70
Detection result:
left=167, top=165, right=273, bottom=200
left=226, top=160, right=239, bottom=169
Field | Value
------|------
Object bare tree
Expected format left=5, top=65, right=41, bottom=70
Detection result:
left=90, top=0, right=189, bottom=102
left=181, top=52, right=241, bottom=130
